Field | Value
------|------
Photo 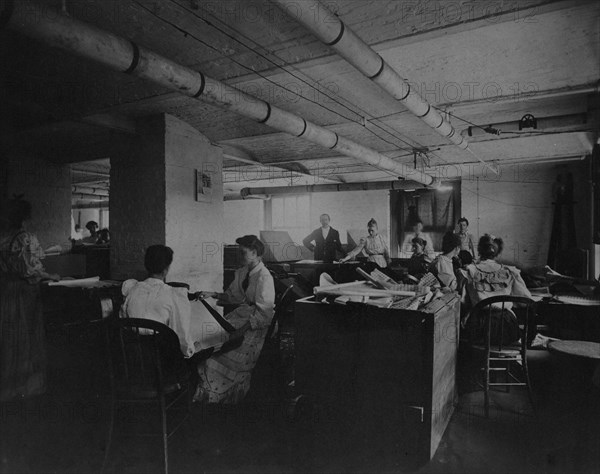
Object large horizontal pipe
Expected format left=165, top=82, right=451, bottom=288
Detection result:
left=71, top=186, right=109, bottom=196
left=72, top=201, right=109, bottom=209
left=235, top=179, right=428, bottom=199
left=2, top=0, right=436, bottom=186
left=270, top=0, right=498, bottom=174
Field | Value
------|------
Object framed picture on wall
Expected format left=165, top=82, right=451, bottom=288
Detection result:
left=195, top=169, right=213, bottom=203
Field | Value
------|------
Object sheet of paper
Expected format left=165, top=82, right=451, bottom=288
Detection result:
left=47, top=276, right=101, bottom=287
left=189, top=300, right=231, bottom=352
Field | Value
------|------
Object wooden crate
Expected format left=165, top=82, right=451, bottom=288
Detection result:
left=294, top=292, right=460, bottom=464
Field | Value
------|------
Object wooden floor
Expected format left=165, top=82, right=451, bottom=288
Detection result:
left=0, top=327, right=599, bottom=473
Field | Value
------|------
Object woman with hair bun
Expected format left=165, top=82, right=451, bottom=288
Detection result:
left=198, top=235, right=275, bottom=403
left=340, top=218, right=391, bottom=268
left=460, top=234, right=531, bottom=345
left=0, top=196, right=60, bottom=401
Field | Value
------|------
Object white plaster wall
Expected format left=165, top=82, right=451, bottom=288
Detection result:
left=223, top=199, right=263, bottom=244
left=310, top=190, right=391, bottom=245
left=163, top=115, right=224, bottom=293
left=460, top=161, right=590, bottom=270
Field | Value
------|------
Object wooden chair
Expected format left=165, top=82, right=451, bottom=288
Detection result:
left=102, top=318, right=193, bottom=474
left=467, top=295, right=537, bottom=417
left=248, top=283, right=296, bottom=402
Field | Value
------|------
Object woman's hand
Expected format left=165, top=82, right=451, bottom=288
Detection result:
left=199, top=291, right=218, bottom=299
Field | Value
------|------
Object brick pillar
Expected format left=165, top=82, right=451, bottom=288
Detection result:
left=110, top=114, right=223, bottom=291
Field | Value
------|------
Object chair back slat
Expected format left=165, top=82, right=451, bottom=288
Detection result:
left=106, top=318, right=183, bottom=396
left=266, top=284, right=295, bottom=341
left=470, top=295, right=536, bottom=351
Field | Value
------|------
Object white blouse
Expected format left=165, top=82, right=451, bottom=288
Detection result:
left=120, top=278, right=196, bottom=358
left=220, top=261, right=275, bottom=330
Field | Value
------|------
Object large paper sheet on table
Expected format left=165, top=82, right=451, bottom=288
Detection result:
left=47, top=276, right=100, bottom=287
left=190, top=300, right=231, bottom=352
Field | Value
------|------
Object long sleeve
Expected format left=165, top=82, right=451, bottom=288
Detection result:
left=509, top=267, right=532, bottom=298
left=169, top=288, right=196, bottom=358
left=221, top=269, right=245, bottom=305
left=226, top=270, right=275, bottom=330
left=345, top=239, right=365, bottom=260
left=380, top=235, right=391, bottom=264
left=3, top=231, right=47, bottom=282
left=302, top=229, right=318, bottom=251
left=432, top=257, right=457, bottom=290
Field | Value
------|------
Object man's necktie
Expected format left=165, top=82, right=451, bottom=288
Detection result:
left=242, top=271, right=250, bottom=292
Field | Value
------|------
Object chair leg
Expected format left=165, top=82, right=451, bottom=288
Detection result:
left=101, top=398, right=115, bottom=474
left=484, top=357, right=490, bottom=418
left=159, top=395, right=169, bottom=474
left=522, top=356, right=537, bottom=416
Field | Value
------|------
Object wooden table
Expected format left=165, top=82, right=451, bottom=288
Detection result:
left=548, top=340, right=600, bottom=390
left=536, top=300, right=600, bottom=342
left=293, top=292, right=460, bottom=465
left=548, top=340, right=600, bottom=359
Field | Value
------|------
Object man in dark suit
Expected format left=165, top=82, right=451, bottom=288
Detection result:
left=302, top=214, right=345, bottom=262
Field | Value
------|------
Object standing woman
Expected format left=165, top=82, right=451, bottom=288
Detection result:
left=198, top=235, right=275, bottom=404
left=340, top=218, right=391, bottom=268
left=0, top=197, right=60, bottom=401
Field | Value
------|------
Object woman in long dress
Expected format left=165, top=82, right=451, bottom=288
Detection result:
left=0, top=197, right=60, bottom=401
left=197, top=235, right=275, bottom=404
left=340, top=218, right=391, bottom=268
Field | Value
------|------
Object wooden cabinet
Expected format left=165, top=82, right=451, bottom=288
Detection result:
left=293, top=293, right=460, bottom=464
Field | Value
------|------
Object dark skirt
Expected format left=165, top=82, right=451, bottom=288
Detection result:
left=0, top=277, right=46, bottom=401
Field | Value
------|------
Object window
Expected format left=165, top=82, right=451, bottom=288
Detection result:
left=270, top=195, right=310, bottom=242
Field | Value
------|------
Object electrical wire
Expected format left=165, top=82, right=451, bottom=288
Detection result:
left=144, top=0, right=439, bottom=158
left=462, top=185, right=551, bottom=209
left=165, top=0, right=429, bottom=153
left=131, top=0, right=465, bottom=179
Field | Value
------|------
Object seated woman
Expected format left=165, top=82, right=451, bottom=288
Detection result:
left=96, top=228, right=110, bottom=245
left=81, top=220, right=99, bottom=244
left=120, top=245, right=199, bottom=358
left=460, top=234, right=532, bottom=345
left=339, top=218, right=391, bottom=268
left=407, top=237, right=432, bottom=279
left=429, top=231, right=462, bottom=290
left=198, top=235, right=275, bottom=404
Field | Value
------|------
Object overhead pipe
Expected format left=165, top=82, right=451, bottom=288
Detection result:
left=72, top=193, right=108, bottom=201
left=270, top=0, right=497, bottom=174
left=71, top=185, right=109, bottom=197
left=1, top=0, right=437, bottom=187
left=462, top=113, right=590, bottom=139
left=234, top=179, right=429, bottom=200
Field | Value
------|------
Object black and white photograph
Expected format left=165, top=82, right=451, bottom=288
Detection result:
left=1, top=0, right=599, bottom=472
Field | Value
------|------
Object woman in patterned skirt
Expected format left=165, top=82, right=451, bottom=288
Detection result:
left=0, top=197, right=60, bottom=401
left=197, top=235, right=275, bottom=404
